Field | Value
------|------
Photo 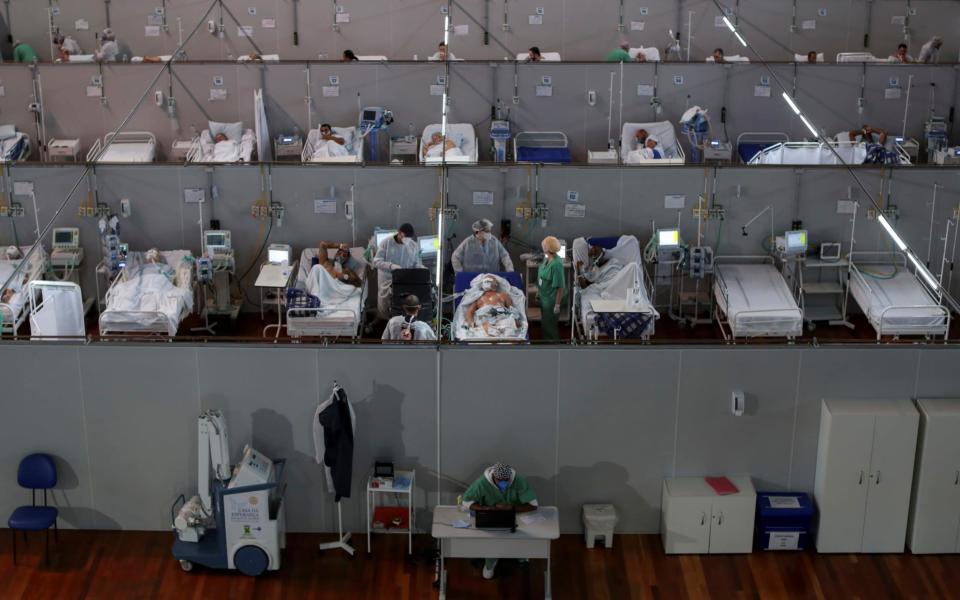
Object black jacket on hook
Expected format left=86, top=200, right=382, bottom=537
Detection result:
left=317, top=387, right=355, bottom=501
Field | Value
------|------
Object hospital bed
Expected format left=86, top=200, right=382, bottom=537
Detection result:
left=301, top=126, right=362, bottom=163
left=571, top=236, right=658, bottom=342
left=848, top=252, right=950, bottom=341
left=28, top=280, right=85, bottom=340
left=514, top=132, right=572, bottom=163
left=98, top=250, right=195, bottom=337
left=629, top=47, right=661, bottom=61
left=238, top=54, right=280, bottom=62
left=620, top=121, right=686, bottom=165
left=0, top=246, right=47, bottom=336
left=286, top=246, right=369, bottom=339
left=357, top=55, right=389, bottom=61
left=66, top=54, right=96, bottom=63
left=419, top=123, right=478, bottom=164
left=713, top=256, right=804, bottom=341
left=836, top=52, right=889, bottom=63
left=0, top=126, right=30, bottom=163
left=131, top=55, right=173, bottom=63
left=86, top=131, right=157, bottom=163
left=746, top=140, right=911, bottom=165
left=795, top=53, right=824, bottom=63
left=186, top=121, right=256, bottom=163
left=706, top=55, right=750, bottom=63
left=736, top=132, right=789, bottom=163
left=515, top=52, right=562, bottom=61
left=452, top=272, right=528, bottom=342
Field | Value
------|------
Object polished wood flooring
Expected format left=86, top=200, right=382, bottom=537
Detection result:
left=2, top=530, right=959, bottom=599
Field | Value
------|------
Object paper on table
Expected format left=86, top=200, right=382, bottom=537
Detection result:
left=520, top=513, right=547, bottom=525
left=453, top=519, right=470, bottom=528
left=768, top=496, right=801, bottom=509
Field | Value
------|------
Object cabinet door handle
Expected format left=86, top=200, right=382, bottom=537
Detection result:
left=717, top=512, right=723, bottom=526
left=875, top=470, right=881, bottom=485
left=955, top=470, right=959, bottom=485
left=859, top=470, right=864, bottom=485
left=700, top=512, right=706, bottom=526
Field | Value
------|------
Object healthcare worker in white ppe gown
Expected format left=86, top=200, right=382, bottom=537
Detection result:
left=451, top=219, right=514, bottom=274
left=373, top=223, right=424, bottom=319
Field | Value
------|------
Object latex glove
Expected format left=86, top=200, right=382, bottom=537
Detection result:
left=554, top=303, right=561, bottom=315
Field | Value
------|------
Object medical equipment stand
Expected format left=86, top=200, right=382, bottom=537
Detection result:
left=366, top=468, right=415, bottom=555
left=256, top=261, right=296, bottom=339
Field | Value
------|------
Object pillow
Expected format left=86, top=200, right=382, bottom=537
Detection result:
left=208, top=121, right=244, bottom=142
left=445, top=132, right=465, bottom=148
left=0, top=125, right=17, bottom=141
left=332, top=126, right=355, bottom=149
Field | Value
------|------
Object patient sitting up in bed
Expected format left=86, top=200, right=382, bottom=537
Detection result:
left=640, top=137, right=662, bottom=159
left=318, top=241, right=361, bottom=287
left=313, top=124, right=350, bottom=159
left=634, top=128, right=649, bottom=147
left=422, top=132, right=461, bottom=159
left=465, top=275, right=516, bottom=336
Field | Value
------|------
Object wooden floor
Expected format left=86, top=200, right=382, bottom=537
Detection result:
left=2, top=530, right=960, bottom=599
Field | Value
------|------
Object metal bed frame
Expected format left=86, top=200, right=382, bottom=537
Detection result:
left=0, top=249, right=47, bottom=337
left=86, top=131, right=157, bottom=163
left=286, top=248, right=369, bottom=341
left=96, top=252, right=195, bottom=337
left=571, top=257, right=656, bottom=343
left=713, top=255, right=804, bottom=342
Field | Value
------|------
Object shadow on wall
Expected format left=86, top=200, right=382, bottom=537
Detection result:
left=554, top=462, right=648, bottom=533
left=250, top=408, right=316, bottom=530
left=351, top=381, right=432, bottom=532
left=43, top=454, right=121, bottom=530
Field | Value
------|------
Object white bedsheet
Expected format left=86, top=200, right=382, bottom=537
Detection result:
left=195, top=129, right=255, bottom=162
left=101, top=253, right=193, bottom=336
left=578, top=262, right=657, bottom=332
left=714, top=263, right=802, bottom=337
left=97, top=142, right=156, bottom=163
left=300, top=265, right=364, bottom=322
left=0, top=248, right=46, bottom=327
left=454, top=274, right=527, bottom=340
left=849, top=269, right=947, bottom=333
left=749, top=143, right=867, bottom=165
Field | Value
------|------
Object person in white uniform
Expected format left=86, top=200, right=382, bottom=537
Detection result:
left=97, top=28, right=119, bottom=62
left=373, top=223, right=424, bottom=319
left=382, top=294, right=436, bottom=341
left=451, top=219, right=514, bottom=274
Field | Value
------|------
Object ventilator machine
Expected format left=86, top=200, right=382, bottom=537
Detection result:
left=358, top=106, right=394, bottom=161
left=171, top=409, right=286, bottom=577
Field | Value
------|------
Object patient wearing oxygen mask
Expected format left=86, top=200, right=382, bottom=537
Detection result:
left=318, top=241, right=361, bottom=287
left=464, top=275, right=518, bottom=337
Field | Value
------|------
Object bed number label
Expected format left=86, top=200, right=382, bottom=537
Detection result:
left=673, top=75, right=684, bottom=86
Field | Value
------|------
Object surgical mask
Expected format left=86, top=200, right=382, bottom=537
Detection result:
left=481, top=280, right=496, bottom=291
left=334, top=255, right=345, bottom=265
left=496, top=480, right=509, bottom=492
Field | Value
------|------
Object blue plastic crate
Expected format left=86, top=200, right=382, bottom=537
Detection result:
left=755, top=492, right=814, bottom=551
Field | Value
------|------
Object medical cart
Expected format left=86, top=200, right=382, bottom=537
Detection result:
left=273, top=134, right=304, bottom=161
left=389, top=135, right=419, bottom=163
left=800, top=257, right=852, bottom=330
left=366, top=468, right=415, bottom=555
left=47, top=138, right=81, bottom=162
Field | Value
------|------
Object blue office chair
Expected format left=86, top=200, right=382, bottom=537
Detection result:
left=8, top=453, right=58, bottom=565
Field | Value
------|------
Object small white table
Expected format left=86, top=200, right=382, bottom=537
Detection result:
left=255, top=262, right=295, bottom=338
left=366, top=469, right=415, bottom=555
left=432, top=505, right=559, bottom=600
left=589, top=299, right=651, bottom=313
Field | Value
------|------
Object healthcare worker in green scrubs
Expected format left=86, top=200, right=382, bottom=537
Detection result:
left=12, top=41, right=38, bottom=63
left=462, top=462, right=538, bottom=579
left=537, top=236, right=565, bottom=341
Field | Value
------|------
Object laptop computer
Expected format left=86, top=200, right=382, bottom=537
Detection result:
left=475, top=509, right=517, bottom=532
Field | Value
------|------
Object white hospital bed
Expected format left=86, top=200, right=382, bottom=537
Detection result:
left=713, top=257, right=804, bottom=340
left=837, top=52, right=890, bottom=63
left=28, top=280, right=85, bottom=340
left=621, top=121, right=686, bottom=165
left=747, top=140, right=910, bottom=165
left=848, top=252, right=950, bottom=341
left=302, top=126, right=363, bottom=163
left=186, top=126, right=256, bottom=163
left=0, top=126, right=30, bottom=163
left=516, top=52, right=562, bottom=61
left=0, top=246, right=47, bottom=336
left=629, top=47, right=661, bottom=61
left=795, top=53, right=824, bottom=63
left=453, top=273, right=528, bottom=341
left=571, top=236, right=658, bottom=341
left=238, top=54, right=280, bottom=62
left=419, top=124, right=478, bottom=164
left=86, top=131, right=157, bottom=163
left=357, top=55, right=389, bottom=61
left=98, top=250, right=195, bottom=337
left=706, top=55, right=750, bottom=63
left=286, top=247, right=369, bottom=339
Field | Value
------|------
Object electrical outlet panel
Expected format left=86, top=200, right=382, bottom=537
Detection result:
left=269, top=202, right=285, bottom=220
left=0, top=205, right=8, bottom=217
left=94, top=202, right=111, bottom=218
left=8, top=202, right=23, bottom=218
left=251, top=203, right=269, bottom=219
left=692, top=205, right=725, bottom=220
left=515, top=206, right=534, bottom=218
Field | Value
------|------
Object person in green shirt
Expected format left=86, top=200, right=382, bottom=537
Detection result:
left=12, top=41, right=38, bottom=63
left=462, top=462, right=538, bottom=579
left=605, top=42, right=633, bottom=62
left=537, top=236, right=565, bottom=341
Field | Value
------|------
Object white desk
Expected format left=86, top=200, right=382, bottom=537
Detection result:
left=255, top=262, right=295, bottom=338
left=432, top=505, right=559, bottom=600
left=589, top=299, right=651, bottom=313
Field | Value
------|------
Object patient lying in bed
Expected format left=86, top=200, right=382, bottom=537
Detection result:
left=573, top=236, right=657, bottom=328
left=456, top=274, right=527, bottom=339
left=422, top=132, right=464, bottom=159
left=106, top=249, right=193, bottom=336
left=312, top=124, right=350, bottom=159
left=304, top=258, right=362, bottom=307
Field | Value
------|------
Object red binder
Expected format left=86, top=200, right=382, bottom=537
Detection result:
left=705, top=476, right=739, bottom=495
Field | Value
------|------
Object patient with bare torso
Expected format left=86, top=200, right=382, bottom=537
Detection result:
left=464, top=275, right=514, bottom=336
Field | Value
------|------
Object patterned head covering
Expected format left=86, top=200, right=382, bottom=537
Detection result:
left=492, top=462, right=512, bottom=481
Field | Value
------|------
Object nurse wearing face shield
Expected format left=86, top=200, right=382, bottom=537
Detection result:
left=451, top=219, right=514, bottom=273
left=372, top=223, right=424, bottom=319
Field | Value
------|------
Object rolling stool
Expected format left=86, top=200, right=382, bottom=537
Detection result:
left=582, top=504, right=618, bottom=549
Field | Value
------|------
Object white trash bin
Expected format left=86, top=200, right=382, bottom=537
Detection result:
left=582, top=504, right=618, bottom=549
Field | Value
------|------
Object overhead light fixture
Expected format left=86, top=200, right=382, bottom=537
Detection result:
left=877, top=214, right=907, bottom=250
left=798, top=115, right=819, bottom=138
left=908, top=252, right=939, bottom=289
left=781, top=92, right=801, bottom=115
left=721, top=16, right=747, bottom=47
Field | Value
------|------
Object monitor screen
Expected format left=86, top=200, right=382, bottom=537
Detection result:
left=658, top=229, right=680, bottom=248
left=786, top=230, right=807, bottom=250
left=557, top=244, right=567, bottom=260
left=363, top=109, right=378, bottom=122
left=419, top=235, right=439, bottom=256
left=206, top=233, right=226, bottom=247
left=894, top=136, right=904, bottom=144
left=375, top=230, right=397, bottom=247
left=54, top=230, right=73, bottom=244
left=268, top=247, right=290, bottom=264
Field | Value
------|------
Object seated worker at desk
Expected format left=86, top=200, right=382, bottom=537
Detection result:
left=463, top=462, right=538, bottom=580
left=382, top=294, right=436, bottom=341
left=318, top=241, right=362, bottom=287
left=373, top=223, right=423, bottom=319
left=465, top=275, right=516, bottom=336
left=422, top=132, right=457, bottom=158
left=451, top=219, right=514, bottom=273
